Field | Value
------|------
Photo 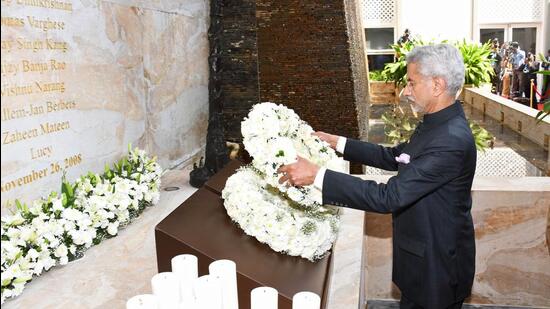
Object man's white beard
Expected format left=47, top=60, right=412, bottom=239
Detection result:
left=408, top=97, right=425, bottom=113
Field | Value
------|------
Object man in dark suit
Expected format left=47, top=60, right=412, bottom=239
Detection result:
left=278, top=44, right=476, bottom=309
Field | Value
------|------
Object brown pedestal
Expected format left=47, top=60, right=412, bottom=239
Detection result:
left=155, top=161, right=333, bottom=309
left=203, top=159, right=243, bottom=195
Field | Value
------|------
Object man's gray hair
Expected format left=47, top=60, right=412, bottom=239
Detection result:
left=406, top=44, right=465, bottom=97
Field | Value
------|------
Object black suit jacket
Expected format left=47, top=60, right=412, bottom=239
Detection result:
left=323, top=102, right=476, bottom=308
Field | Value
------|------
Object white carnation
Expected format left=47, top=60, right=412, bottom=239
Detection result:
left=107, top=222, right=119, bottom=236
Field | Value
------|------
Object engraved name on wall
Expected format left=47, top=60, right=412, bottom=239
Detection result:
left=1, top=0, right=117, bottom=212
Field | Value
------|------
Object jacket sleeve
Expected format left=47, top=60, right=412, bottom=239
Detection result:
left=343, top=139, right=407, bottom=171
left=323, top=150, right=463, bottom=213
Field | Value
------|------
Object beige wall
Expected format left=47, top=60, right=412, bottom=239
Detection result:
left=362, top=175, right=550, bottom=307
left=0, top=0, right=209, bottom=215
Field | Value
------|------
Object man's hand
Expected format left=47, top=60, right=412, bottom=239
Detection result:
left=312, top=131, right=339, bottom=149
left=277, top=156, right=320, bottom=187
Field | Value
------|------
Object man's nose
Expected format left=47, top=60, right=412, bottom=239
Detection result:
left=403, top=84, right=412, bottom=96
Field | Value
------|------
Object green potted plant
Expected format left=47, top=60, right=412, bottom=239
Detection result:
left=381, top=39, right=493, bottom=102
left=368, top=69, right=396, bottom=104
left=455, top=40, right=494, bottom=101
left=469, top=122, right=494, bottom=151
left=382, top=40, right=417, bottom=87
left=381, top=105, right=416, bottom=143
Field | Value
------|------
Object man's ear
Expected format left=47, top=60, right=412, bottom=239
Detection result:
left=432, top=77, right=447, bottom=97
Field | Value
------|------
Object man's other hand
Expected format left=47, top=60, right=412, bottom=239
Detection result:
left=277, top=156, right=320, bottom=187
left=312, top=131, right=339, bottom=149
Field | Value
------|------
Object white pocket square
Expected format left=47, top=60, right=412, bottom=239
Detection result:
left=395, top=153, right=411, bottom=164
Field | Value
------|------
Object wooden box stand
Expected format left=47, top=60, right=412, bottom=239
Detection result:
left=155, top=160, right=333, bottom=309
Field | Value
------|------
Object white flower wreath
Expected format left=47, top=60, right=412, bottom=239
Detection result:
left=222, top=167, right=339, bottom=261
left=241, top=102, right=346, bottom=207
left=222, top=102, right=347, bottom=261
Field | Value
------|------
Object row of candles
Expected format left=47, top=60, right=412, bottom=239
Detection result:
left=126, top=254, right=321, bottom=309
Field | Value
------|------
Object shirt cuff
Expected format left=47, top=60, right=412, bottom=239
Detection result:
left=336, top=137, right=347, bottom=154
left=313, top=167, right=326, bottom=191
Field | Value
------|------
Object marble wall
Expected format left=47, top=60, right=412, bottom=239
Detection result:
left=0, top=0, right=209, bottom=215
left=362, top=175, right=550, bottom=307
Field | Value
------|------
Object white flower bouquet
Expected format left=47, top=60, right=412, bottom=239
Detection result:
left=0, top=146, right=162, bottom=303
left=241, top=102, right=346, bottom=207
left=223, top=102, right=346, bottom=261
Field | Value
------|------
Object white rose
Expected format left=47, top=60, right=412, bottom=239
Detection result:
left=43, top=256, right=56, bottom=270
left=11, top=282, right=26, bottom=297
left=19, top=227, right=36, bottom=243
left=143, top=191, right=152, bottom=202
left=107, top=222, right=119, bottom=236
left=31, top=260, right=44, bottom=275
left=6, top=227, right=21, bottom=239
left=2, top=242, right=21, bottom=263
left=27, top=248, right=39, bottom=260
left=62, top=208, right=82, bottom=222
left=77, top=217, right=92, bottom=228
left=55, top=244, right=68, bottom=258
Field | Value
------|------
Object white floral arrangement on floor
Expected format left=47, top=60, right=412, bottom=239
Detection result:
left=222, top=102, right=347, bottom=261
left=0, top=146, right=163, bottom=304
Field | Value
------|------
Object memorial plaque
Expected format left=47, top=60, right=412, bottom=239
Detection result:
left=1, top=0, right=83, bottom=212
left=1, top=1, right=209, bottom=215
left=156, top=162, right=333, bottom=309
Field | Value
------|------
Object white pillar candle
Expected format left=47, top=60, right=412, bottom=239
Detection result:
left=208, top=260, right=239, bottom=309
left=251, top=287, right=278, bottom=309
left=292, top=291, right=321, bottom=309
left=171, top=254, right=198, bottom=305
left=151, top=272, right=180, bottom=309
left=176, top=294, right=198, bottom=309
left=126, top=294, right=159, bottom=309
left=179, top=297, right=198, bottom=309
left=193, top=275, right=223, bottom=309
